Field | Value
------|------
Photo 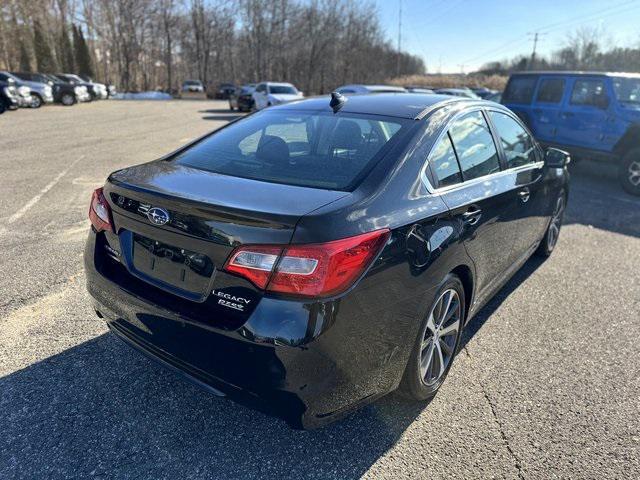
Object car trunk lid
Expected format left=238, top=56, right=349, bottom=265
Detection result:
left=102, top=161, right=348, bottom=317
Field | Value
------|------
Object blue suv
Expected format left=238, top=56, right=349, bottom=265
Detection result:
left=502, top=72, right=640, bottom=195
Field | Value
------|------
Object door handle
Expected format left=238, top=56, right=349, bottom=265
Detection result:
left=518, top=188, right=531, bottom=203
left=561, top=112, right=574, bottom=118
left=462, top=207, right=482, bottom=226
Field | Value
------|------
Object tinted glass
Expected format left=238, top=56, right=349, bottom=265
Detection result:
left=429, top=133, right=462, bottom=188
left=174, top=110, right=407, bottom=190
left=570, top=79, right=605, bottom=106
left=269, top=85, right=297, bottom=94
left=489, top=111, right=537, bottom=168
left=503, top=77, right=537, bottom=104
left=536, top=78, right=565, bottom=103
left=612, top=77, right=640, bottom=104
left=449, top=111, right=500, bottom=180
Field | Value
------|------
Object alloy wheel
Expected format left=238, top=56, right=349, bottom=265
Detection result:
left=30, top=95, right=42, bottom=108
left=420, top=288, right=461, bottom=386
left=61, top=94, right=74, bottom=106
left=547, top=196, right=565, bottom=251
left=628, top=160, right=640, bottom=188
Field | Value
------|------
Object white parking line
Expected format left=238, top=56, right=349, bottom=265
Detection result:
left=5, top=156, right=85, bottom=225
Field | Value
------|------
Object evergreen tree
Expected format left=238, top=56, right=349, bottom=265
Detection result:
left=18, top=39, right=31, bottom=71
left=58, top=24, right=74, bottom=72
left=33, top=20, right=57, bottom=73
left=73, top=25, right=94, bottom=78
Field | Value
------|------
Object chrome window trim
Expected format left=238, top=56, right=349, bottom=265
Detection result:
left=420, top=105, right=544, bottom=194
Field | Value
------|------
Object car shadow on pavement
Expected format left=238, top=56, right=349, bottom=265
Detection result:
left=0, top=332, right=427, bottom=479
left=202, top=114, right=245, bottom=122
left=460, top=255, right=546, bottom=351
left=198, top=108, right=247, bottom=122
left=564, top=160, right=640, bottom=238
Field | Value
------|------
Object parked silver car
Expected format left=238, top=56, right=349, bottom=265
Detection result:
left=1, top=71, right=53, bottom=108
left=0, top=72, right=34, bottom=107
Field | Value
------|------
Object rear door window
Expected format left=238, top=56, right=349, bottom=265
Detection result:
left=174, top=110, right=408, bottom=191
left=570, top=79, right=606, bottom=106
left=428, top=133, right=462, bottom=188
left=488, top=111, right=538, bottom=168
left=503, top=77, right=537, bottom=104
left=449, top=111, right=500, bottom=181
left=535, top=78, right=565, bottom=104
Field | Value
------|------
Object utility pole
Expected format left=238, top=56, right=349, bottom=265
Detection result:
left=527, top=31, right=546, bottom=70
left=396, top=0, right=402, bottom=77
left=458, top=64, right=466, bottom=74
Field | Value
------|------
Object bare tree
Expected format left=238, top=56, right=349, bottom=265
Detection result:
left=0, top=0, right=426, bottom=92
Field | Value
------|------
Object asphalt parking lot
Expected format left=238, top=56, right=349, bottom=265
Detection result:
left=1, top=100, right=639, bottom=479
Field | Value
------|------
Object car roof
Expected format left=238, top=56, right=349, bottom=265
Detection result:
left=510, top=71, right=640, bottom=78
left=273, top=93, right=477, bottom=119
left=338, top=84, right=407, bottom=92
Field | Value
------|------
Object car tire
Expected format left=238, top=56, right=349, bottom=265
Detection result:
left=61, top=93, right=75, bottom=106
left=536, top=191, right=566, bottom=257
left=619, top=149, right=640, bottom=196
left=30, top=94, right=43, bottom=108
left=398, top=274, right=465, bottom=401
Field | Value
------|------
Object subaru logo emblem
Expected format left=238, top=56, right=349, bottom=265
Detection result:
left=147, top=207, right=170, bottom=225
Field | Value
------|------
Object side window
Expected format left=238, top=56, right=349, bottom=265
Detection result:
left=428, top=133, right=462, bottom=188
left=503, top=77, right=537, bottom=104
left=570, top=79, right=605, bottom=106
left=266, top=121, right=309, bottom=156
left=536, top=79, right=565, bottom=104
left=238, top=130, right=262, bottom=155
left=489, top=111, right=537, bottom=169
left=256, top=84, right=265, bottom=93
left=449, top=111, right=500, bottom=181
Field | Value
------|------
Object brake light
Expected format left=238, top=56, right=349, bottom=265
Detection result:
left=89, top=187, right=113, bottom=232
left=224, top=229, right=390, bottom=297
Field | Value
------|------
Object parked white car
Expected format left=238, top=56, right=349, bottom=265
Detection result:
left=252, top=82, right=303, bottom=110
left=181, top=80, right=204, bottom=93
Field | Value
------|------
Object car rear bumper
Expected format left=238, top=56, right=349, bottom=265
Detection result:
left=84, top=228, right=418, bottom=428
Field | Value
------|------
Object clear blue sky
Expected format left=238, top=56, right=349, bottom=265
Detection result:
left=375, top=0, right=640, bottom=73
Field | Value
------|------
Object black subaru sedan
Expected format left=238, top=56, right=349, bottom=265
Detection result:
left=85, top=93, right=569, bottom=428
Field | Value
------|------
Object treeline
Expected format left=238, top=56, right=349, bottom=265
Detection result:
left=478, top=27, right=640, bottom=75
left=0, top=0, right=425, bottom=94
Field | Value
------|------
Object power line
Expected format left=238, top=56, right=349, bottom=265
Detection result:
left=419, top=0, right=467, bottom=30
left=460, top=0, right=639, bottom=66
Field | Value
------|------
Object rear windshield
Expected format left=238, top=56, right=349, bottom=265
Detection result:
left=503, top=76, right=537, bottom=104
left=269, top=85, right=297, bottom=94
left=173, top=110, right=408, bottom=190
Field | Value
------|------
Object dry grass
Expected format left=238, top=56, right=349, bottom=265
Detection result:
left=386, top=74, right=508, bottom=91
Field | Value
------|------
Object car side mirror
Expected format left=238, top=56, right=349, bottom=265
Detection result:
left=545, top=148, right=571, bottom=168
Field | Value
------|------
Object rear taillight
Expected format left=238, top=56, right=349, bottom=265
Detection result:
left=224, top=229, right=390, bottom=298
left=89, top=187, right=113, bottom=232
